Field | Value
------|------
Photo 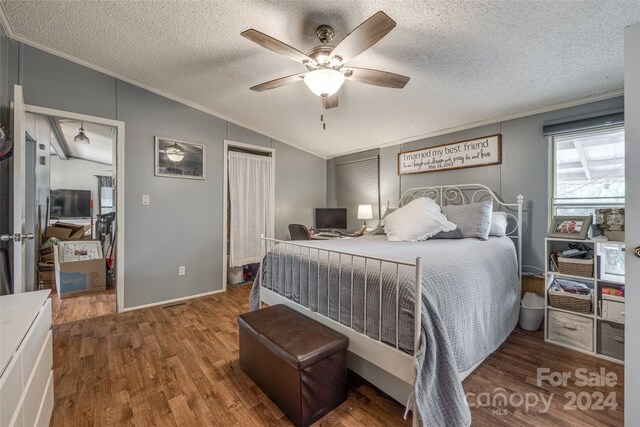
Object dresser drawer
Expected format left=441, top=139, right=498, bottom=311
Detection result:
left=0, top=352, right=23, bottom=427
left=22, top=299, right=52, bottom=384
left=548, top=310, right=594, bottom=352
left=34, top=371, right=54, bottom=427
left=8, top=401, right=24, bottom=427
left=23, top=331, right=53, bottom=427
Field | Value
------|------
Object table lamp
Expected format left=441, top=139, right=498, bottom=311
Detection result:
left=357, top=204, right=373, bottom=228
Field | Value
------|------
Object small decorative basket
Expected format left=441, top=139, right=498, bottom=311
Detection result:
left=548, top=290, right=593, bottom=314
left=557, top=256, right=594, bottom=278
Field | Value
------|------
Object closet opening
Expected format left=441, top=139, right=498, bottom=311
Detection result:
left=222, top=141, right=275, bottom=290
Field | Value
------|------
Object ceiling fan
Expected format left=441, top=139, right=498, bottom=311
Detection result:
left=241, top=11, right=410, bottom=109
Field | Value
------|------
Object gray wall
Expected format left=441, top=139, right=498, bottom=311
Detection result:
left=8, top=43, right=325, bottom=307
left=327, top=97, right=624, bottom=271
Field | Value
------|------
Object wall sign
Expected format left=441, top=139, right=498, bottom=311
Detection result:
left=397, top=134, right=502, bottom=175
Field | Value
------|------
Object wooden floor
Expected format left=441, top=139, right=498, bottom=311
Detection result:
left=50, top=287, right=116, bottom=325
left=50, top=284, right=624, bottom=426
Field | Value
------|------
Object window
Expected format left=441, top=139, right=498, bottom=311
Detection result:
left=336, top=157, right=380, bottom=231
left=552, top=125, right=625, bottom=218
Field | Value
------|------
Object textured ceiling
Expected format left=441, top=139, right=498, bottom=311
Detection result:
left=2, top=1, right=639, bottom=158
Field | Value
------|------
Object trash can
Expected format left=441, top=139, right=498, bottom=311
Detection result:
left=228, top=266, right=244, bottom=285
left=519, top=292, right=545, bottom=331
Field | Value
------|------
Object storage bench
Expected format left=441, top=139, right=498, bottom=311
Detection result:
left=238, top=305, right=348, bottom=427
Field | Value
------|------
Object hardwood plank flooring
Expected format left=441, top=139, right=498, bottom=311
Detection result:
left=50, top=284, right=624, bottom=426
left=50, top=287, right=116, bottom=325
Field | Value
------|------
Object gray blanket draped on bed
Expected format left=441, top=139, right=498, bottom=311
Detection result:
left=249, top=235, right=520, bottom=426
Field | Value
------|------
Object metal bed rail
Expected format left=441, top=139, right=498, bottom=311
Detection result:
left=258, top=236, right=423, bottom=357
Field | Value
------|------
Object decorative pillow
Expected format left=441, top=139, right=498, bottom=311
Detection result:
left=489, top=212, right=508, bottom=237
left=368, top=207, right=397, bottom=235
left=438, top=200, right=493, bottom=240
left=382, top=198, right=456, bottom=242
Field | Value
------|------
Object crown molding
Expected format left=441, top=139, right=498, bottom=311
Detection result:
left=0, top=5, right=328, bottom=159
left=326, top=89, right=624, bottom=159
left=0, top=5, right=624, bottom=161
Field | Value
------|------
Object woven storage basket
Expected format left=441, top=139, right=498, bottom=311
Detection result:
left=548, top=290, right=593, bottom=314
left=557, top=256, right=594, bottom=278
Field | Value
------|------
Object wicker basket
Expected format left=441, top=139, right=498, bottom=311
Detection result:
left=557, top=256, right=594, bottom=278
left=548, top=290, right=593, bottom=314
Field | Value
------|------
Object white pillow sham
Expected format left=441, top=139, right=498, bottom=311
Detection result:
left=382, top=197, right=457, bottom=242
left=489, top=212, right=508, bottom=237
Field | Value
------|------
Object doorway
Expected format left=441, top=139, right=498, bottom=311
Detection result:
left=222, top=140, right=275, bottom=290
left=3, top=87, right=125, bottom=321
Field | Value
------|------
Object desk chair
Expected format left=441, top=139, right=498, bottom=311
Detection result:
left=288, top=224, right=311, bottom=240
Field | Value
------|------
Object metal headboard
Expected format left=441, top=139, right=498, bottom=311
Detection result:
left=387, top=183, right=524, bottom=281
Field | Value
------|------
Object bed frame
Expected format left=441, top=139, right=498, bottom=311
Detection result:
left=258, top=184, right=523, bottom=425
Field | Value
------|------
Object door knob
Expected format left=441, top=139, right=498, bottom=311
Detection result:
left=0, top=233, right=35, bottom=242
left=634, top=246, right=640, bottom=258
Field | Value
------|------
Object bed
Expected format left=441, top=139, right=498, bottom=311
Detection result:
left=249, top=184, right=523, bottom=426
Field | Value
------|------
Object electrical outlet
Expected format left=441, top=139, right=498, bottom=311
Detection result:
left=178, top=266, right=186, bottom=276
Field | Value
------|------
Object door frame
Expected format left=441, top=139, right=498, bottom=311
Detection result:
left=24, top=103, right=126, bottom=312
left=222, top=140, right=275, bottom=291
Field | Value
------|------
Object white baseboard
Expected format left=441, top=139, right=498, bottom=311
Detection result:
left=122, top=289, right=225, bottom=312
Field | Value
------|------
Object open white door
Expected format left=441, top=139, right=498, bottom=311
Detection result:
left=0, top=85, right=32, bottom=293
left=625, top=21, right=640, bottom=425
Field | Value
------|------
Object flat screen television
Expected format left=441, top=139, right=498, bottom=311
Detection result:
left=50, top=189, right=91, bottom=219
left=315, top=208, right=347, bottom=230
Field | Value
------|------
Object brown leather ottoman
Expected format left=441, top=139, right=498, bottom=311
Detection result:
left=238, top=304, right=349, bottom=427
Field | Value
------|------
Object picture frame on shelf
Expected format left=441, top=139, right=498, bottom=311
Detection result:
left=547, top=215, right=592, bottom=240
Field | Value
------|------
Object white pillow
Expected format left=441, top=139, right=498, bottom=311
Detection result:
left=382, top=198, right=457, bottom=242
left=489, top=212, right=508, bottom=237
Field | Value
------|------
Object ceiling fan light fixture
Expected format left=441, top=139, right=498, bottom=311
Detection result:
left=74, top=122, right=90, bottom=144
left=303, top=69, right=345, bottom=98
left=165, top=142, right=185, bottom=162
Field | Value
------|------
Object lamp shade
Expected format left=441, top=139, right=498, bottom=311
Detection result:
left=74, top=122, right=90, bottom=144
left=357, top=204, right=373, bottom=220
left=303, top=69, right=345, bottom=97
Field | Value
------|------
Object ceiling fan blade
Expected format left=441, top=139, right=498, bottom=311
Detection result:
left=331, top=11, right=396, bottom=63
left=322, top=93, right=339, bottom=109
left=345, top=67, right=410, bottom=88
left=250, top=73, right=307, bottom=92
left=241, top=29, right=315, bottom=64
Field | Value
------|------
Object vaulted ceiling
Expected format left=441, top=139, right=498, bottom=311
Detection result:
left=2, top=1, right=639, bottom=158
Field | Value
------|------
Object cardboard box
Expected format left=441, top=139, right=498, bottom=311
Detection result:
left=39, top=246, right=55, bottom=262
left=46, top=222, right=92, bottom=241
left=54, top=240, right=105, bottom=298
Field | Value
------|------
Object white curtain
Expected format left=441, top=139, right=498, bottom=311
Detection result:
left=228, top=151, right=273, bottom=267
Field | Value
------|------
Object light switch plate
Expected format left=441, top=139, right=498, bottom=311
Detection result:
left=142, top=194, right=150, bottom=205
left=178, top=266, right=186, bottom=276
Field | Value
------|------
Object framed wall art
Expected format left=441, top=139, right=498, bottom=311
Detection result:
left=155, top=136, right=205, bottom=179
left=397, top=134, right=501, bottom=175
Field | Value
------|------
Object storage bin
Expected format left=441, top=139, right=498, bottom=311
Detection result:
left=519, top=292, right=545, bottom=331
left=557, top=256, right=594, bottom=278
left=601, top=298, right=625, bottom=324
left=548, top=289, right=593, bottom=314
left=548, top=310, right=594, bottom=352
left=598, top=321, right=624, bottom=361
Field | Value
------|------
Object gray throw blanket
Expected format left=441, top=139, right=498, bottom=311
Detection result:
left=249, top=235, right=520, bottom=426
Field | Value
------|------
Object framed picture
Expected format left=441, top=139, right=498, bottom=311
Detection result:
left=155, top=136, right=205, bottom=179
left=548, top=216, right=592, bottom=240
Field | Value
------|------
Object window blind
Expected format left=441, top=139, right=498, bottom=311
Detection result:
left=336, top=156, right=380, bottom=231
left=543, top=112, right=624, bottom=136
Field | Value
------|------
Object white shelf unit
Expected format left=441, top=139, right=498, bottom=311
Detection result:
left=544, top=237, right=625, bottom=364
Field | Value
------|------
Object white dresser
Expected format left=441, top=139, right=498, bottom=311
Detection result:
left=0, top=290, right=54, bottom=427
